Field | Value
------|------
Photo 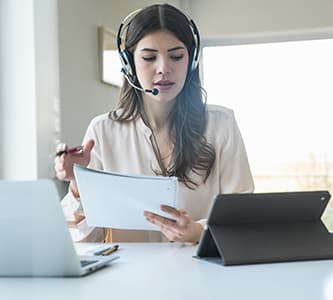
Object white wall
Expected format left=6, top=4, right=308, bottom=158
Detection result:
left=0, top=0, right=37, bottom=179
left=189, top=0, right=333, bottom=39
left=0, top=0, right=59, bottom=180
left=34, top=0, right=61, bottom=178
left=0, top=0, right=5, bottom=178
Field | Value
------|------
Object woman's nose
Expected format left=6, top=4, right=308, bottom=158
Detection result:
left=156, top=58, right=171, bottom=74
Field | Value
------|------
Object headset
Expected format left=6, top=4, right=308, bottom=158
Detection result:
left=116, top=6, right=201, bottom=95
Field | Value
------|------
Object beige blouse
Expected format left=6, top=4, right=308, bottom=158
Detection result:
left=61, top=104, right=254, bottom=242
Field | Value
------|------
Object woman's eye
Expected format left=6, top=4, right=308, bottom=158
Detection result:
left=171, top=55, right=184, bottom=61
left=142, top=56, right=156, bottom=62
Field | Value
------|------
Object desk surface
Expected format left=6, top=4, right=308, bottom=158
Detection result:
left=1, top=242, right=333, bottom=300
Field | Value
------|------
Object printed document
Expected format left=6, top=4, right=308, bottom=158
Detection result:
left=74, top=165, right=179, bottom=230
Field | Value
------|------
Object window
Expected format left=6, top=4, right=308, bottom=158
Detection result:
left=202, top=39, right=333, bottom=228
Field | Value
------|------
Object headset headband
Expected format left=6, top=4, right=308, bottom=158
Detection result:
left=117, top=7, right=200, bottom=78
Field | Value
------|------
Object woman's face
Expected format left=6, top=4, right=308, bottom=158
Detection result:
left=133, top=30, right=189, bottom=104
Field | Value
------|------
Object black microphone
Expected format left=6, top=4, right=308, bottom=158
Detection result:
left=121, top=69, right=159, bottom=96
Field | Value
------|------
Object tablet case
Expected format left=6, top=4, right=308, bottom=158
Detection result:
left=196, top=191, right=333, bottom=265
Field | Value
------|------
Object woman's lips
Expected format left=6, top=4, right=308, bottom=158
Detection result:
left=154, top=81, right=175, bottom=91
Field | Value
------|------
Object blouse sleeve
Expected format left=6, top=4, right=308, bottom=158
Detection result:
left=193, top=107, right=254, bottom=230
left=61, top=118, right=106, bottom=242
left=219, top=110, right=254, bottom=194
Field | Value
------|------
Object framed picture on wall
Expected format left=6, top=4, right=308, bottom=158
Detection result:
left=98, top=26, right=123, bottom=87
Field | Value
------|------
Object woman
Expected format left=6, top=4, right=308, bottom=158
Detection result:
left=55, top=4, right=254, bottom=243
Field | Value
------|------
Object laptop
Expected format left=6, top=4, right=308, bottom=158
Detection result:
left=195, top=191, right=333, bottom=265
left=0, top=179, right=118, bottom=277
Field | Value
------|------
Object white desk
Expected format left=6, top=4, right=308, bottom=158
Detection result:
left=1, top=242, right=333, bottom=300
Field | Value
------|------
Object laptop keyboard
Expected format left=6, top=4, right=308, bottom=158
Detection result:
left=80, top=260, right=98, bottom=267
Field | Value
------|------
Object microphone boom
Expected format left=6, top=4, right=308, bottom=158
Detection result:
left=122, top=69, right=159, bottom=95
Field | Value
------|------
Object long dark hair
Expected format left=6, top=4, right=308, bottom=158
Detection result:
left=111, top=4, right=215, bottom=189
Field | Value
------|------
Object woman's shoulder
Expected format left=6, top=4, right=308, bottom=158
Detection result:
left=87, top=110, right=140, bottom=134
left=88, top=112, right=114, bottom=129
left=205, top=104, right=240, bottom=143
left=206, top=104, right=236, bottom=124
left=90, top=112, right=111, bottom=123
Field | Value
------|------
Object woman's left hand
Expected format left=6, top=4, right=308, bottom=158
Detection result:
left=144, top=205, right=203, bottom=243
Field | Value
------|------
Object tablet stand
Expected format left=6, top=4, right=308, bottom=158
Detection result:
left=196, top=191, right=333, bottom=265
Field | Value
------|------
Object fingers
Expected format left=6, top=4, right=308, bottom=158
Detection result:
left=160, top=205, right=181, bottom=218
left=54, top=142, right=74, bottom=181
left=83, top=139, right=95, bottom=155
left=144, top=211, right=177, bottom=228
left=144, top=208, right=192, bottom=242
left=54, top=140, right=94, bottom=181
left=54, top=154, right=74, bottom=181
left=144, top=211, right=183, bottom=241
left=160, top=205, right=190, bottom=227
left=56, top=143, right=68, bottom=154
left=160, top=226, right=183, bottom=242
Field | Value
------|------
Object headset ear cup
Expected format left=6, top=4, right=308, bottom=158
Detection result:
left=120, top=49, right=134, bottom=78
left=191, top=48, right=198, bottom=72
left=189, top=19, right=200, bottom=72
left=189, top=47, right=199, bottom=72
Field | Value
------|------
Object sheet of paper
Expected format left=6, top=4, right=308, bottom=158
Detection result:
left=74, top=165, right=179, bottom=230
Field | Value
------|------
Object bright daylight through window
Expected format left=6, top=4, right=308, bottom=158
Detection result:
left=202, top=38, right=333, bottom=228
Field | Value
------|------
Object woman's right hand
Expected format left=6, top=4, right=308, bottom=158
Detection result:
left=54, top=139, right=95, bottom=182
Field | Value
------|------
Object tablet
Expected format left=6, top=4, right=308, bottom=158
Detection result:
left=196, top=191, right=333, bottom=265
